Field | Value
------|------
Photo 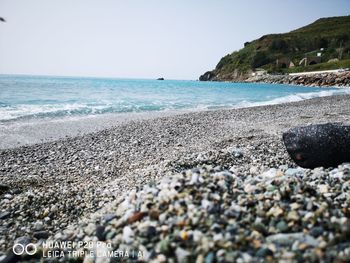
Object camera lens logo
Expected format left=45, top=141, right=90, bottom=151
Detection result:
left=13, top=243, right=37, bottom=256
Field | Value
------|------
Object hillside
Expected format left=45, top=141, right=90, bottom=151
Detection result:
left=199, top=15, right=350, bottom=81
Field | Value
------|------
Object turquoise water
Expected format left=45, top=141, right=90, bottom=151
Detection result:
left=0, top=74, right=349, bottom=122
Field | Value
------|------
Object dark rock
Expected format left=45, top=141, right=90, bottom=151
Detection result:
left=147, top=226, right=157, bottom=238
left=256, top=247, right=274, bottom=257
left=96, top=225, right=106, bottom=241
left=226, top=224, right=238, bottom=235
left=309, top=226, right=324, bottom=237
left=0, top=251, right=20, bottom=263
left=283, top=123, right=350, bottom=168
left=199, top=71, right=215, bottom=81
left=0, top=184, right=10, bottom=194
left=341, top=220, right=350, bottom=237
left=11, top=189, right=22, bottom=195
left=157, top=78, right=164, bottom=80
left=0, top=211, right=10, bottom=220
left=252, top=223, right=268, bottom=236
left=208, top=203, right=221, bottom=214
left=33, top=231, right=49, bottom=239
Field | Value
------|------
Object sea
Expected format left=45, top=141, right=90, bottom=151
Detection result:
left=1, top=74, right=349, bottom=123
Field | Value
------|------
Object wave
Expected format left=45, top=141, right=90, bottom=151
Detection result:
left=0, top=103, right=170, bottom=122
left=1, top=88, right=349, bottom=122
left=233, top=88, right=350, bottom=109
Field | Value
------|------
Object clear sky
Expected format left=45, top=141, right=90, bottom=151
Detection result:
left=0, top=0, right=349, bottom=80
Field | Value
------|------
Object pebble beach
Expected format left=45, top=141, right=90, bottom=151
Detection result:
left=1, top=94, right=350, bottom=262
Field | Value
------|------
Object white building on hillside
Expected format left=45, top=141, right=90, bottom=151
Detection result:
left=252, top=69, right=267, bottom=77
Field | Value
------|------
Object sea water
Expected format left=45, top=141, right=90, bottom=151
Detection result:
left=0, top=74, right=349, bottom=123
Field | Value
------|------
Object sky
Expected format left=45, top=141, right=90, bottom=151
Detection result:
left=0, top=0, right=349, bottom=80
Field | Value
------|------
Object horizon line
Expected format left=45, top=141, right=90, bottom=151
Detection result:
left=0, top=73, right=197, bottom=82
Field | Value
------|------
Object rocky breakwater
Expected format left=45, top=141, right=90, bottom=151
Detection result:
left=245, top=71, right=350, bottom=87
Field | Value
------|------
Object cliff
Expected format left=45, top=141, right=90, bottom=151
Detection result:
left=199, top=16, right=350, bottom=81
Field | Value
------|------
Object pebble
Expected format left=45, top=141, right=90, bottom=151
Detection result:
left=276, top=220, right=289, bottom=233
left=122, top=226, right=134, bottom=244
left=3, top=194, right=13, bottom=199
left=33, top=231, right=49, bottom=239
left=318, top=184, right=329, bottom=194
left=95, top=225, right=105, bottom=241
left=256, top=247, right=273, bottom=257
left=103, top=214, right=116, bottom=222
left=175, top=247, right=190, bottom=263
left=30, top=162, right=345, bottom=262
left=309, top=227, right=324, bottom=238
left=84, top=223, right=96, bottom=236
left=285, top=168, right=305, bottom=176
left=0, top=212, right=10, bottom=220
left=267, top=233, right=318, bottom=247
left=127, top=212, right=146, bottom=224
left=204, top=252, right=215, bottom=263
left=34, top=221, right=44, bottom=231
left=1, top=120, right=350, bottom=263
left=45, top=163, right=345, bottom=262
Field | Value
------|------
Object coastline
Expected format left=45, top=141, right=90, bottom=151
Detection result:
left=200, top=71, right=350, bottom=87
left=2, top=5, right=350, bottom=262
left=0, top=110, right=188, bottom=150
left=1, top=84, right=350, bottom=150
left=1, top=94, right=350, bottom=261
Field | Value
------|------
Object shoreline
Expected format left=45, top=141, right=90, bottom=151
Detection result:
left=1, top=86, right=350, bottom=150
left=0, top=110, right=187, bottom=150
left=1, top=94, right=350, bottom=261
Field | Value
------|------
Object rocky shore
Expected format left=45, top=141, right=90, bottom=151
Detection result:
left=245, top=71, right=350, bottom=87
left=1, top=95, right=350, bottom=262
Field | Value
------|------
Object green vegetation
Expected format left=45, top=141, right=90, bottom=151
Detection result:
left=200, top=16, right=350, bottom=80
